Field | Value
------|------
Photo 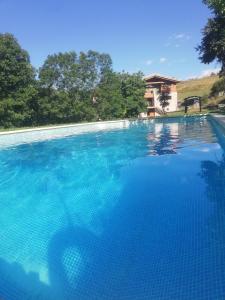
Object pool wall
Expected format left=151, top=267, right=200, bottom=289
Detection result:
left=210, top=114, right=225, bottom=131
left=0, top=114, right=218, bottom=149
left=0, top=120, right=131, bottom=148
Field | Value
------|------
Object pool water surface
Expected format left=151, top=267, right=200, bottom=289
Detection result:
left=0, top=117, right=225, bottom=299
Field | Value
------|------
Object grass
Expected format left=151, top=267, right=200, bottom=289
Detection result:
left=0, top=124, right=64, bottom=133
left=177, top=74, right=225, bottom=110
left=177, top=75, right=219, bottom=101
left=0, top=126, right=35, bottom=132
left=157, top=109, right=209, bottom=119
left=0, top=123, right=88, bottom=133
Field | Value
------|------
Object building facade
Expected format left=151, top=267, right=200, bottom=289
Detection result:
left=143, top=74, right=179, bottom=117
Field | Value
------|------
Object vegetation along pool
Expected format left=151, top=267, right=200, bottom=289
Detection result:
left=0, top=116, right=225, bottom=299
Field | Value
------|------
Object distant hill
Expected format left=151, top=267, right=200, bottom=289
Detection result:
left=177, top=75, right=219, bottom=103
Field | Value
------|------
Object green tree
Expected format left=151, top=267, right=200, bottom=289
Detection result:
left=39, top=51, right=112, bottom=93
left=0, top=33, right=146, bottom=128
left=0, top=86, right=38, bottom=127
left=38, top=50, right=112, bottom=124
left=96, top=72, right=125, bottom=120
left=34, top=89, right=71, bottom=125
left=0, top=33, right=37, bottom=127
left=203, top=0, right=225, bottom=15
left=120, top=72, right=146, bottom=118
left=198, top=1, right=225, bottom=75
left=0, top=33, right=35, bottom=99
left=38, top=52, right=78, bottom=90
left=96, top=72, right=146, bottom=120
left=159, top=85, right=171, bottom=114
left=77, top=50, right=112, bottom=93
left=211, top=77, right=225, bottom=96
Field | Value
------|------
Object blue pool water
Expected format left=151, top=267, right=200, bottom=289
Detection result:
left=0, top=117, right=225, bottom=299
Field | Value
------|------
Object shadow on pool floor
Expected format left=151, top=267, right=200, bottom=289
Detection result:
left=1, top=153, right=225, bottom=300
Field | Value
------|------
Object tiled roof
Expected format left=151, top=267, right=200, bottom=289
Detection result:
left=144, top=74, right=179, bottom=83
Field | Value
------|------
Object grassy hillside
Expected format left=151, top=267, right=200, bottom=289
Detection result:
left=177, top=75, right=219, bottom=102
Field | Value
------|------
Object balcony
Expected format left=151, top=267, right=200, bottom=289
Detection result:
left=144, top=92, right=154, bottom=99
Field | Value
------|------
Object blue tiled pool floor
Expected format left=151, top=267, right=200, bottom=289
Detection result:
left=0, top=117, right=225, bottom=299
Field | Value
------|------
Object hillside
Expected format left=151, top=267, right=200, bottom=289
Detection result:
left=177, top=75, right=219, bottom=103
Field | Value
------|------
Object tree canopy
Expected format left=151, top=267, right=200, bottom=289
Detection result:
left=198, top=1, right=225, bottom=75
left=0, top=33, right=146, bottom=128
left=211, top=77, right=225, bottom=96
left=0, top=33, right=35, bottom=99
left=159, top=85, right=171, bottom=114
left=198, top=0, right=225, bottom=99
left=203, top=0, right=225, bottom=16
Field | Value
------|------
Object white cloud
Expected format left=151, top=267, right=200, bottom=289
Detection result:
left=165, top=33, right=191, bottom=48
left=160, top=57, right=167, bottom=63
left=185, top=68, right=220, bottom=80
left=175, top=33, right=185, bottom=39
left=174, top=33, right=191, bottom=40
left=146, top=60, right=153, bottom=65
left=200, top=68, right=220, bottom=77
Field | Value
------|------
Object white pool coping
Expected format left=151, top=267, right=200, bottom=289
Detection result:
left=0, top=120, right=133, bottom=149
left=0, top=120, right=132, bottom=136
left=0, top=115, right=211, bottom=149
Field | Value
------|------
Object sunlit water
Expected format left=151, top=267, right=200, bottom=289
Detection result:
left=0, top=117, right=225, bottom=299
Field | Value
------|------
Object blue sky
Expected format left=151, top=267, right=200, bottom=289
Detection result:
left=0, top=0, right=220, bottom=79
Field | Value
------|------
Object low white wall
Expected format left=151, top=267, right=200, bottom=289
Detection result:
left=0, top=120, right=130, bottom=149
left=168, top=92, right=178, bottom=112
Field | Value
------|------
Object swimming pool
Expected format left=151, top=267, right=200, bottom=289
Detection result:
left=0, top=116, right=225, bottom=299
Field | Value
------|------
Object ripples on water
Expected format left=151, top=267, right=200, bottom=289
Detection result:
left=0, top=116, right=225, bottom=299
